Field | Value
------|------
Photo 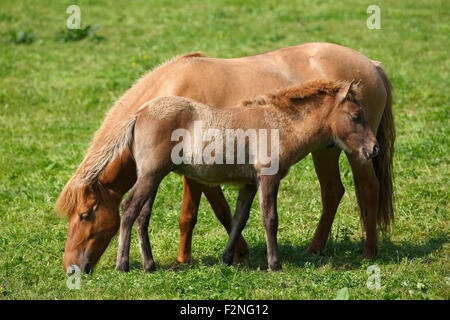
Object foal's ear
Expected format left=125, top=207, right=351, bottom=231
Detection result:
left=336, top=80, right=362, bottom=105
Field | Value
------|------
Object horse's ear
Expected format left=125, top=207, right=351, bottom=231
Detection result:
left=336, top=80, right=354, bottom=105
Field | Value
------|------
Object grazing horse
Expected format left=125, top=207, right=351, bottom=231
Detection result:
left=112, top=80, right=378, bottom=271
left=56, top=42, right=395, bottom=274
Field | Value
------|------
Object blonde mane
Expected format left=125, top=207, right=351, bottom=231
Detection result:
left=55, top=52, right=205, bottom=217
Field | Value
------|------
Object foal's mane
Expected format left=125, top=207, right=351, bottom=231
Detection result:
left=55, top=52, right=205, bottom=217
left=241, top=79, right=361, bottom=108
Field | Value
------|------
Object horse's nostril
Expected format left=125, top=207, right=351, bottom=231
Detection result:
left=373, top=144, right=379, bottom=157
left=83, top=262, right=93, bottom=274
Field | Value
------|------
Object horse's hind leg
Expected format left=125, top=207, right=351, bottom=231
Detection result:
left=222, top=184, right=257, bottom=266
left=307, top=148, right=344, bottom=254
left=174, top=176, right=202, bottom=266
left=135, top=199, right=156, bottom=272
left=203, top=185, right=249, bottom=261
left=348, top=156, right=380, bottom=259
left=116, top=175, right=162, bottom=272
left=173, top=178, right=250, bottom=268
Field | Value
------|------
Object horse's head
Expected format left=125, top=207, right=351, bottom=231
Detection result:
left=329, top=80, right=378, bottom=161
left=58, top=182, right=120, bottom=274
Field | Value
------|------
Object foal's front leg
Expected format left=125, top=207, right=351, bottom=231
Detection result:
left=222, top=184, right=257, bottom=266
left=116, top=177, right=160, bottom=272
left=258, top=175, right=282, bottom=271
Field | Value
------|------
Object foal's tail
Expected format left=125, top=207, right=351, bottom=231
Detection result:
left=372, top=62, right=396, bottom=234
left=78, top=114, right=137, bottom=185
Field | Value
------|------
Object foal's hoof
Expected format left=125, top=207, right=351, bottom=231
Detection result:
left=115, top=263, right=130, bottom=273
left=233, top=247, right=249, bottom=263
left=143, top=262, right=157, bottom=273
left=222, top=252, right=234, bottom=266
left=232, top=238, right=250, bottom=263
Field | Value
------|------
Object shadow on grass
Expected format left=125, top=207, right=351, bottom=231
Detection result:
left=124, top=232, right=448, bottom=272
left=192, top=232, right=449, bottom=271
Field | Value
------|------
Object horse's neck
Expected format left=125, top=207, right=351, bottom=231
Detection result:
left=98, top=148, right=137, bottom=199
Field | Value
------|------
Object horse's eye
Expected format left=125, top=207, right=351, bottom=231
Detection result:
left=80, top=212, right=90, bottom=221
left=351, top=113, right=360, bottom=121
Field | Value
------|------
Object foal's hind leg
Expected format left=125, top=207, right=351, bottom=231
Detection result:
left=135, top=199, right=156, bottom=272
left=307, top=148, right=344, bottom=254
left=116, top=175, right=162, bottom=272
left=348, top=156, right=380, bottom=259
left=222, top=184, right=257, bottom=266
left=258, top=175, right=282, bottom=272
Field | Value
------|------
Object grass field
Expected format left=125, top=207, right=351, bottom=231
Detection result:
left=0, top=0, right=448, bottom=300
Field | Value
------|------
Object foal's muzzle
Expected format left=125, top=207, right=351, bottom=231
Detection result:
left=362, top=143, right=379, bottom=160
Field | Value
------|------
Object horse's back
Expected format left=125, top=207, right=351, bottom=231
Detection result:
left=163, top=43, right=388, bottom=125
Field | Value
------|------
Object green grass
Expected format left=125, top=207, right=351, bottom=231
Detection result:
left=0, top=0, right=448, bottom=300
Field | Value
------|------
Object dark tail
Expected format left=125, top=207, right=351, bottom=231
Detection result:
left=372, top=63, right=396, bottom=234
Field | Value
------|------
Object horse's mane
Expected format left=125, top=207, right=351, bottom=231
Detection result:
left=241, top=79, right=362, bottom=108
left=55, top=52, right=205, bottom=217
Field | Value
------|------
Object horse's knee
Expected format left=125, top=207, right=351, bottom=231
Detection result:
left=322, top=182, right=345, bottom=208
left=179, top=211, right=197, bottom=232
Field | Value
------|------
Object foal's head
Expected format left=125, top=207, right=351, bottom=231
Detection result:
left=56, top=181, right=120, bottom=274
left=327, top=81, right=379, bottom=161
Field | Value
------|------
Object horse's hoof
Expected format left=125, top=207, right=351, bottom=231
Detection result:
left=169, top=261, right=190, bottom=271
left=306, top=244, right=324, bottom=255
left=361, top=252, right=377, bottom=260
left=268, top=262, right=282, bottom=272
left=361, top=247, right=378, bottom=259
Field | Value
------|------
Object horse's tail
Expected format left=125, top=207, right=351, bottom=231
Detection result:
left=372, top=62, right=396, bottom=233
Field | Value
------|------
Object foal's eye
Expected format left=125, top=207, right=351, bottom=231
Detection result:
left=351, top=113, right=361, bottom=121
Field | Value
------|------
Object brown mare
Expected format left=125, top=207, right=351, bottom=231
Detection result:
left=56, top=42, right=395, bottom=274
left=113, top=80, right=378, bottom=271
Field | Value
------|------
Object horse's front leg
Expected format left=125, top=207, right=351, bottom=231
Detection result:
left=116, top=176, right=161, bottom=272
left=348, top=155, right=380, bottom=258
left=258, top=175, right=282, bottom=272
left=222, top=184, right=257, bottom=266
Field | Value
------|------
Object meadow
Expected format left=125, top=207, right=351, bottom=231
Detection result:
left=0, top=0, right=448, bottom=299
